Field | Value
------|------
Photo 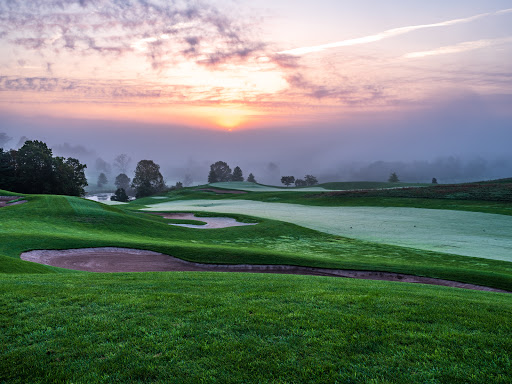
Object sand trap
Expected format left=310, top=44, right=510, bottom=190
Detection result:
left=20, top=247, right=509, bottom=293
left=0, top=196, right=27, bottom=207
left=150, top=212, right=258, bottom=229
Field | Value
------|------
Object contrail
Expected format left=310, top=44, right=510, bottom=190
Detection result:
left=278, top=8, right=512, bottom=56
left=403, top=36, right=512, bottom=59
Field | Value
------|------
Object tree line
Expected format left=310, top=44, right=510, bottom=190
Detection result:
left=280, top=175, right=318, bottom=187
left=208, top=161, right=256, bottom=183
left=0, top=140, right=87, bottom=196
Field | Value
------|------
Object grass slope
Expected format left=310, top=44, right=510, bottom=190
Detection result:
left=209, top=181, right=428, bottom=192
left=1, top=273, right=511, bottom=384
left=1, top=193, right=512, bottom=290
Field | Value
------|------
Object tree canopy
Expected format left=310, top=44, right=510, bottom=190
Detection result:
left=115, top=173, right=131, bottom=192
left=247, top=173, right=256, bottom=183
left=281, top=176, right=295, bottom=187
left=208, top=161, right=232, bottom=183
left=0, top=140, right=87, bottom=196
left=232, top=166, right=244, bottom=182
left=131, top=160, right=166, bottom=198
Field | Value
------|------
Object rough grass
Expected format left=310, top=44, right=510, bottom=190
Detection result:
left=1, top=272, right=511, bottom=384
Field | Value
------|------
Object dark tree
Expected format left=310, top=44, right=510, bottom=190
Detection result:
left=97, top=173, right=108, bottom=188
left=115, top=173, right=131, bottom=192
left=0, top=133, right=12, bottom=148
left=208, top=168, right=218, bottom=183
left=295, top=179, right=306, bottom=187
left=16, top=140, right=55, bottom=194
left=232, top=166, right=244, bottom=182
left=1, top=141, right=87, bottom=196
left=131, top=160, right=166, bottom=198
left=304, top=174, right=318, bottom=186
left=388, top=172, right=400, bottom=183
left=0, top=148, right=17, bottom=190
left=432, top=178, right=438, bottom=184
left=175, top=181, right=183, bottom=189
left=247, top=173, right=256, bottom=183
left=111, top=188, right=129, bottom=202
left=208, top=161, right=232, bottom=182
left=113, top=154, right=131, bottom=174
left=281, top=176, right=295, bottom=187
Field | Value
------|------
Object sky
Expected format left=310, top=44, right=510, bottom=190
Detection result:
left=1, top=0, right=511, bottom=184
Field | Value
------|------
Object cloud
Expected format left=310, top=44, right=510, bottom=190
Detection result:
left=403, top=36, right=512, bottom=59
left=278, top=8, right=512, bottom=56
left=0, top=0, right=266, bottom=69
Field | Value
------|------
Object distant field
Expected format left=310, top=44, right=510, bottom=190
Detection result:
left=143, top=199, right=512, bottom=261
left=209, top=181, right=427, bottom=192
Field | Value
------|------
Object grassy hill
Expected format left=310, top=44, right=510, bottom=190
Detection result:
left=1, top=186, right=511, bottom=383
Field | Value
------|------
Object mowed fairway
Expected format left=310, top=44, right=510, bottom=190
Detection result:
left=143, top=200, right=512, bottom=261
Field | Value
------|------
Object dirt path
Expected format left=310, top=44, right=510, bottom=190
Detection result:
left=150, top=212, right=258, bottom=229
left=20, top=248, right=509, bottom=293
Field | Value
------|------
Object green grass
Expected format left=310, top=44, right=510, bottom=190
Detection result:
left=1, top=272, right=511, bottom=384
left=1, top=193, right=512, bottom=290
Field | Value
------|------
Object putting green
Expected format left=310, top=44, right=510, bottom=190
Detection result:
left=143, top=200, right=512, bottom=262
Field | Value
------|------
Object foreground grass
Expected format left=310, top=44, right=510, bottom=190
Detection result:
left=1, top=272, right=511, bottom=384
left=2, top=194, right=512, bottom=289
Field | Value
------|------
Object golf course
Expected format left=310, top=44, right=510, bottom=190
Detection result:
left=1, top=180, right=512, bottom=383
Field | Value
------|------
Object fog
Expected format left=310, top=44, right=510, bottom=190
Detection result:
left=1, top=94, right=511, bottom=187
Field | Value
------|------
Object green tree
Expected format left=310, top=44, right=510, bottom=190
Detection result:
left=208, top=161, right=232, bottom=182
left=97, top=173, right=108, bottom=188
left=281, top=176, right=295, bottom=187
left=247, top=173, right=256, bottom=183
left=388, top=172, right=400, bottom=183
left=111, top=188, right=129, bottom=202
left=232, top=166, right=244, bottom=182
left=295, top=179, right=306, bottom=187
left=131, top=160, right=166, bottom=198
left=52, top=157, right=88, bottom=196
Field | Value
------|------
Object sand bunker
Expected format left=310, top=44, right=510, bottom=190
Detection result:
left=0, top=196, right=27, bottom=207
left=151, top=212, right=258, bottom=229
left=20, top=247, right=509, bottom=293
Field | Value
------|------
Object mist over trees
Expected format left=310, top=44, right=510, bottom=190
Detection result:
left=97, top=173, right=108, bottom=187
left=0, top=133, right=12, bottom=148
left=113, top=154, right=131, bottom=174
left=115, top=173, right=131, bottom=194
left=0, top=140, right=87, bottom=196
left=132, top=160, right=166, bottom=198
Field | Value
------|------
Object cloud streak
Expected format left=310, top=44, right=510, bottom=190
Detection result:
left=403, top=36, right=512, bottom=59
left=278, top=8, right=512, bottom=56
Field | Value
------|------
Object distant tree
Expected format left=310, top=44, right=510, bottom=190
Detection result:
left=247, top=173, right=256, bottom=183
left=16, top=136, right=28, bottom=149
left=183, top=174, right=193, bottom=187
left=432, top=177, right=438, bottom=184
left=232, top=166, right=244, bottom=182
left=0, top=133, right=12, bottom=148
left=131, top=159, right=166, bottom=198
left=388, top=172, right=400, bottom=183
left=175, top=181, right=183, bottom=189
left=295, top=179, right=307, bottom=187
left=111, top=188, right=129, bottom=202
left=113, top=154, right=131, bottom=174
left=281, top=176, right=295, bottom=187
left=208, top=161, right=232, bottom=183
left=115, top=173, right=131, bottom=192
left=95, top=157, right=111, bottom=175
left=208, top=168, right=218, bottom=183
left=97, top=172, right=108, bottom=188
left=304, top=174, right=318, bottom=186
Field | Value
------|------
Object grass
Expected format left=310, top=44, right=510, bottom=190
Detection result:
left=142, top=199, right=512, bottom=262
left=1, top=272, right=511, bottom=384
left=1, top=193, right=512, bottom=290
